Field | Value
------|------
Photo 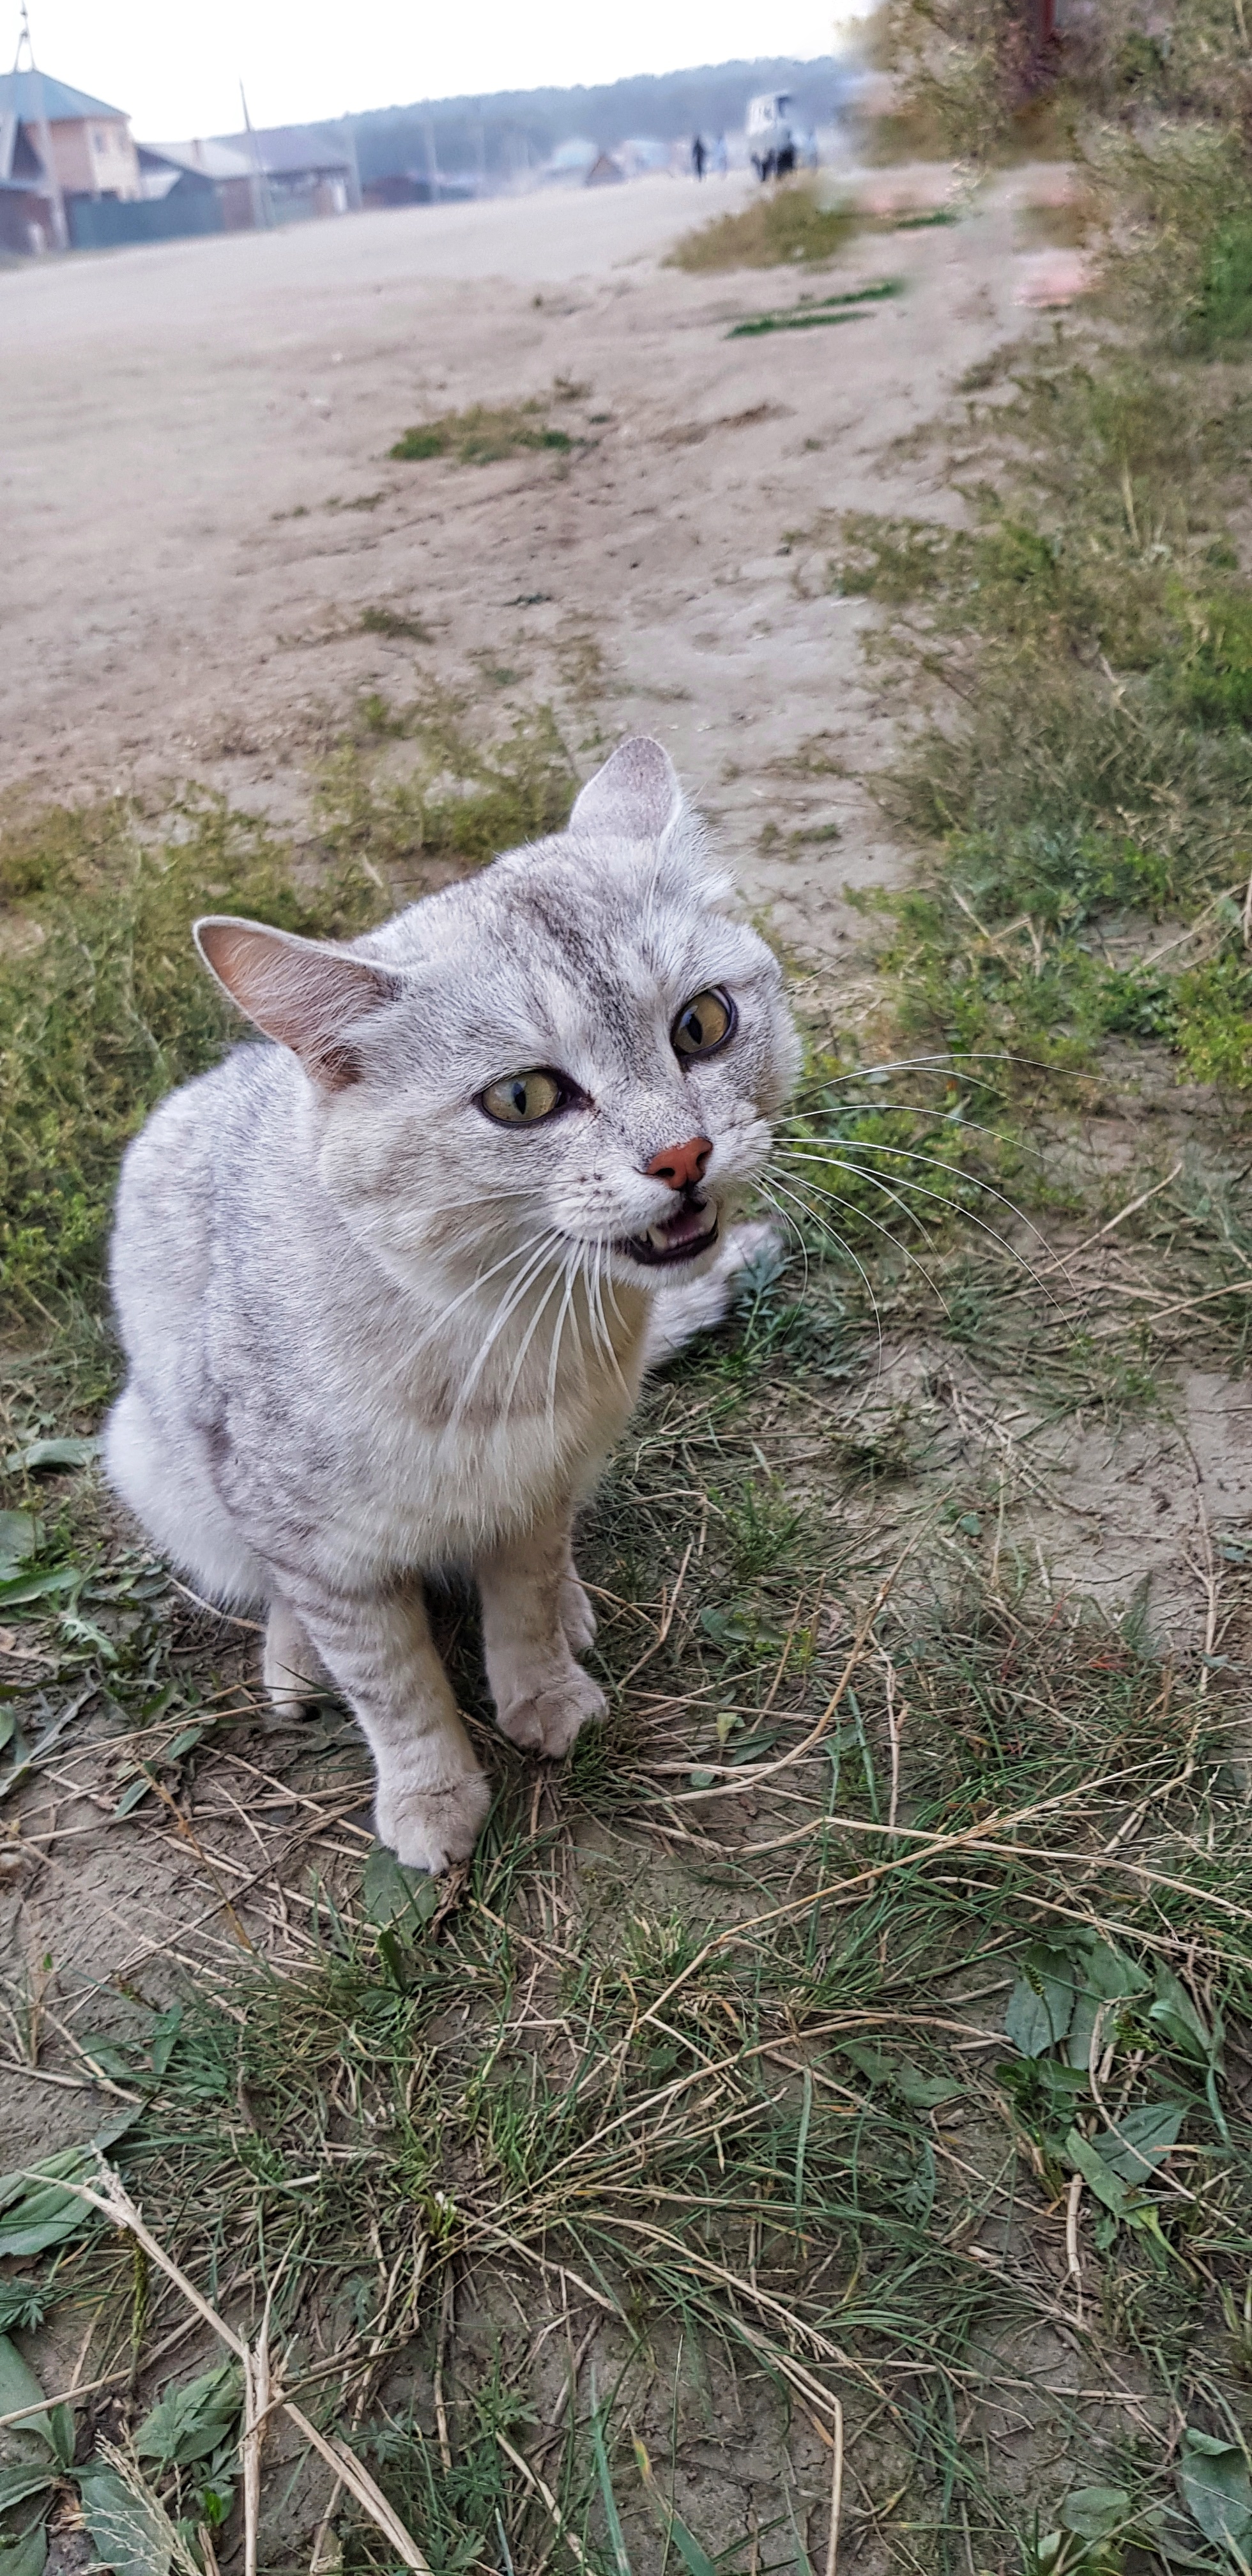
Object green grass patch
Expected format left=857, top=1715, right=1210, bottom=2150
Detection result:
left=0, top=802, right=383, bottom=1344
left=666, top=180, right=858, bottom=273
left=390, top=402, right=573, bottom=466
left=823, top=345, right=1252, bottom=1149
left=728, top=277, right=904, bottom=338
left=0, top=699, right=575, bottom=1344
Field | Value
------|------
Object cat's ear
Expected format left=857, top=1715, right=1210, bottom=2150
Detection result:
left=570, top=736, right=682, bottom=841
left=194, top=917, right=400, bottom=1089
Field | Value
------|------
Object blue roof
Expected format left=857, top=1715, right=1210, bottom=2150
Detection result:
left=0, top=68, right=128, bottom=123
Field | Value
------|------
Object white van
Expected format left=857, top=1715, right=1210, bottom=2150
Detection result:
left=745, top=91, right=798, bottom=180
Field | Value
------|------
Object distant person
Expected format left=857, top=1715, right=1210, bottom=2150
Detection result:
left=712, top=132, right=728, bottom=176
left=691, top=133, right=706, bottom=180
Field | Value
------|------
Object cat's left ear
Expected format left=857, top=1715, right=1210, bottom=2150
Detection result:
left=570, top=736, right=682, bottom=841
left=194, top=917, right=401, bottom=1089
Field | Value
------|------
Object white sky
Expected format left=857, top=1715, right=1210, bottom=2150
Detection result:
left=16, top=1, right=850, bottom=139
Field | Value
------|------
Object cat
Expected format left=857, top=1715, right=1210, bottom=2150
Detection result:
left=105, top=737, right=800, bottom=1871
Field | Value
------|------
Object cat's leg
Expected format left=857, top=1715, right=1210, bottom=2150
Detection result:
left=263, top=1597, right=330, bottom=1719
left=288, top=1582, right=491, bottom=1871
left=643, top=1220, right=782, bottom=1368
left=476, top=1508, right=606, bottom=1758
left=558, top=1537, right=597, bottom=1655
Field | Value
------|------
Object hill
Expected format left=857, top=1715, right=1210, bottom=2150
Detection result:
left=326, top=56, right=842, bottom=187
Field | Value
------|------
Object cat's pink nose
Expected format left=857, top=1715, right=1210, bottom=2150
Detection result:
left=645, top=1135, right=712, bottom=1193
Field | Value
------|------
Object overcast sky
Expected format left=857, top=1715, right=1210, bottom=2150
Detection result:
left=16, top=1, right=848, bottom=137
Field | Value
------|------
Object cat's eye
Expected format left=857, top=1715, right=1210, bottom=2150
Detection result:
left=672, top=988, right=735, bottom=1060
left=480, top=1070, right=567, bottom=1126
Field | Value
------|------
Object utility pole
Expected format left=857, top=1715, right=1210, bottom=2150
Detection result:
left=240, top=79, right=273, bottom=229
left=13, top=2, right=68, bottom=250
left=338, top=113, right=362, bottom=210
left=423, top=112, right=438, bottom=204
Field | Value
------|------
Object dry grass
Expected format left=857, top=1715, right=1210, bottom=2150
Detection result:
left=666, top=181, right=859, bottom=274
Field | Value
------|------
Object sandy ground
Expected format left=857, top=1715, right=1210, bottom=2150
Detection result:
left=1, top=165, right=1033, bottom=961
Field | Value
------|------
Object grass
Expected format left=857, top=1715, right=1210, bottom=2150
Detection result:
left=3, top=1301, right=1251, bottom=2572
left=390, top=401, right=574, bottom=467
left=4, top=76, right=1252, bottom=2576
left=727, top=280, right=905, bottom=339
left=816, top=337, right=1252, bottom=1238
left=0, top=696, right=575, bottom=1352
left=666, top=181, right=858, bottom=274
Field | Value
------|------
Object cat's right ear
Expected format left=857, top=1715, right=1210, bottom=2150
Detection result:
left=194, top=917, right=401, bottom=1090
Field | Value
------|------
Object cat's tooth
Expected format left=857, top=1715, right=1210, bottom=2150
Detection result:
left=647, top=1223, right=671, bottom=1251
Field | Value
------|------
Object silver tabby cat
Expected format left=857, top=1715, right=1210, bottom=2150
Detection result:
left=105, top=738, right=800, bottom=1869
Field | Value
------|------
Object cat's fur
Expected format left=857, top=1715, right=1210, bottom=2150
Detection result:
left=105, top=738, right=800, bottom=1869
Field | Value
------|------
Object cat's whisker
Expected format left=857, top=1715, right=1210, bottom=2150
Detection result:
left=546, top=1246, right=587, bottom=1436
left=781, top=1138, right=1056, bottom=1253
left=780, top=1149, right=1067, bottom=1310
left=445, top=1230, right=567, bottom=1428
left=768, top=1167, right=945, bottom=1323
left=779, top=1099, right=1041, bottom=1157
left=779, top=1149, right=944, bottom=1260
left=588, top=1243, right=632, bottom=1397
left=760, top=1177, right=885, bottom=1371
left=787, top=1048, right=1057, bottom=1092
left=498, top=1256, right=570, bottom=1427
left=377, top=1228, right=560, bottom=1397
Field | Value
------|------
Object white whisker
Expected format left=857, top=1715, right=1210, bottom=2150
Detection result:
left=546, top=1247, right=585, bottom=1437
left=781, top=1147, right=1065, bottom=1306
left=445, top=1229, right=565, bottom=1427
left=770, top=1166, right=950, bottom=1317
left=762, top=1176, right=886, bottom=1372
left=500, top=1257, right=569, bottom=1425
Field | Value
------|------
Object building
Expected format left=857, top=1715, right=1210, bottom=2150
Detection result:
left=213, top=125, right=356, bottom=218
left=0, top=66, right=139, bottom=206
left=0, top=118, right=55, bottom=254
left=0, top=65, right=145, bottom=251
left=138, top=138, right=256, bottom=232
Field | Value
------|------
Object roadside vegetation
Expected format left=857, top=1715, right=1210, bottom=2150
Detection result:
left=0, top=698, right=574, bottom=1375
left=666, top=180, right=859, bottom=273
left=389, top=391, right=583, bottom=467
left=3, top=17, right=1252, bottom=2572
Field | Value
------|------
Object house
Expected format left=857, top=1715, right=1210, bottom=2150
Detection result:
left=0, top=66, right=139, bottom=213
left=213, top=125, right=356, bottom=218
left=0, top=116, right=56, bottom=254
left=138, top=138, right=256, bottom=231
left=0, top=66, right=147, bottom=251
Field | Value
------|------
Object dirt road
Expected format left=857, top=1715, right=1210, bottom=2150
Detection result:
left=1, top=168, right=1027, bottom=962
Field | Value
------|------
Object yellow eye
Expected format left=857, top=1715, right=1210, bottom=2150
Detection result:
left=672, top=988, right=735, bottom=1059
left=480, top=1070, right=565, bottom=1126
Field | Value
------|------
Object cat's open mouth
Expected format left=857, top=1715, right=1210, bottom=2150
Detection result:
left=618, top=1200, right=719, bottom=1268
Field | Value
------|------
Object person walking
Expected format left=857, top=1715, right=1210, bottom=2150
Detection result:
left=691, top=133, right=706, bottom=180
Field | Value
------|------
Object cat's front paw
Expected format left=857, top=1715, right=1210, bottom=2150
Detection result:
left=559, top=1572, right=597, bottom=1655
left=496, top=1666, right=606, bottom=1758
left=376, top=1767, right=492, bottom=1873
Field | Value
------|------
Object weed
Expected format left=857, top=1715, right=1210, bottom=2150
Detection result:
left=666, top=181, right=858, bottom=273
left=0, top=800, right=383, bottom=1333
left=317, top=691, right=575, bottom=891
left=359, top=606, right=432, bottom=643
left=389, top=401, right=574, bottom=466
left=821, top=344, right=1252, bottom=1155
left=728, top=278, right=905, bottom=338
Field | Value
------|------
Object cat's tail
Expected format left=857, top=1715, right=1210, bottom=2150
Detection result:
left=642, top=1221, right=781, bottom=1370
